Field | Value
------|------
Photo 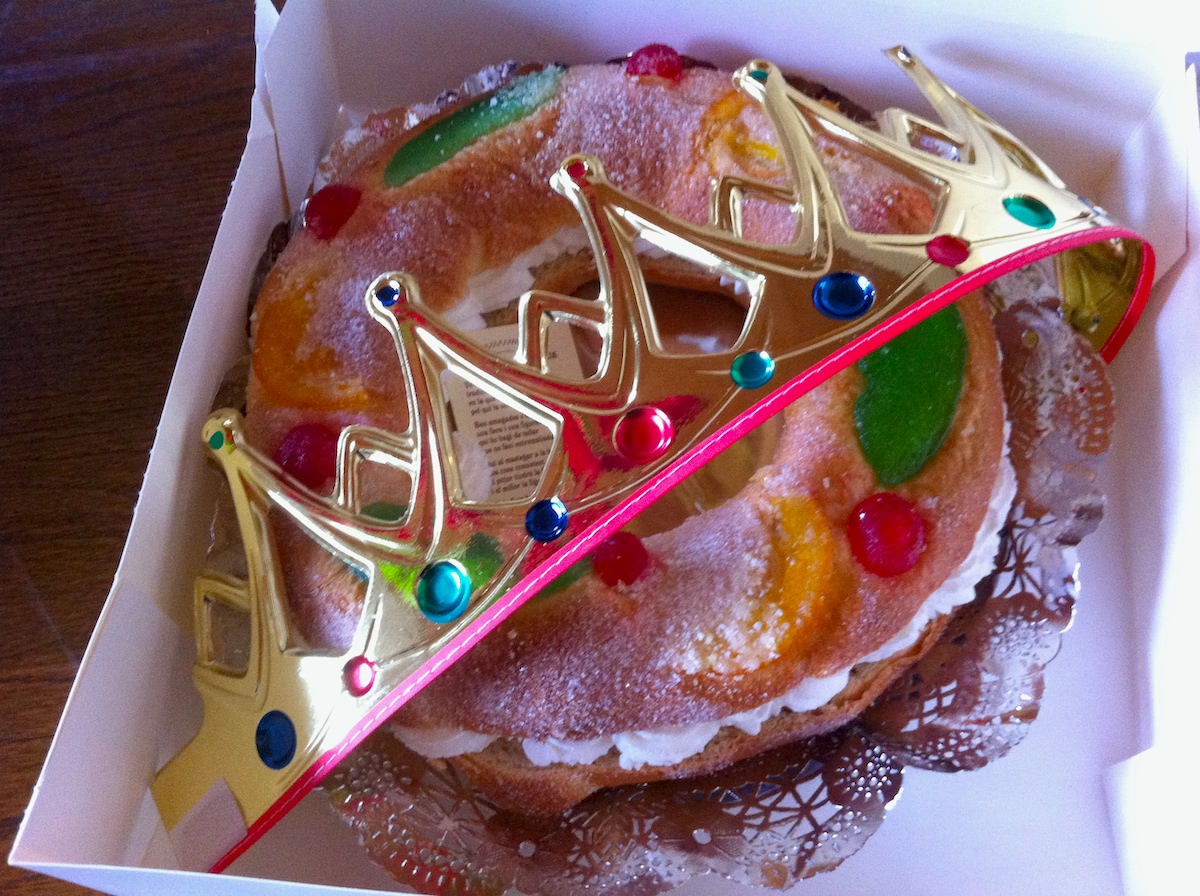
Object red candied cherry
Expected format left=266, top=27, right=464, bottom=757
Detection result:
left=304, top=183, right=361, bottom=240
left=275, top=422, right=340, bottom=491
left=592, top=530, right=650, bottom=587
left=623, top=43, right=684, bottom=81
left=847, top=492, right=927, bottom=577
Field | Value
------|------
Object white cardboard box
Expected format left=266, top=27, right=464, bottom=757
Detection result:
left=11, top=1, right=1200, bottom=893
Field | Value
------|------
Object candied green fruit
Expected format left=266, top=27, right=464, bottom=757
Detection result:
left=854, top=306, right=967, bottom=486
left=384, top=66, right=564, bottom=187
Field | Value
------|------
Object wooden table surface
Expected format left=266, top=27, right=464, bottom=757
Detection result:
left=0, top=2, right=257, bottom=893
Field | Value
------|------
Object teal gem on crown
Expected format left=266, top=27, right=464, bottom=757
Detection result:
left=731, top=350, right=775, bottom=389
left=415, top=559, right=473, bottom=624
left=1003, top=195, right=1056, bottom=230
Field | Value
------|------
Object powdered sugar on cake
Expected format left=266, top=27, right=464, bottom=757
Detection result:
left=394, top=447, right=1017, bottom=770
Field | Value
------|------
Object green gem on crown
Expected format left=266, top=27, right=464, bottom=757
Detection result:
left=384, top=65, right=564, bottom=188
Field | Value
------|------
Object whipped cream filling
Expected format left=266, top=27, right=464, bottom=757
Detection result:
left=395, top=448, right=1018, bottom=771
left=442, top=226, right=751, bottom=336
left=442, top=226, right=592, bottom=333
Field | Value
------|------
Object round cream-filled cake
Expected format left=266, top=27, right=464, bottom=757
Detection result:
left=245, top=47, right=1014, bottom=816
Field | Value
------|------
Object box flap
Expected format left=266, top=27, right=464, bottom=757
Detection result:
left=1106, top=59, right=1200, bottom=896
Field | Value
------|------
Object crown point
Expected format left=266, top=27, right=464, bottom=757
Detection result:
left=343, top=656, right=378, bottom=697
left=255, top=710, right=297, bottom=770
left=566, top=158, right=589, bottom=182
left=526, top=497, right=569, bottom=542
left=614, top=405, right=675, bottom=463
left=1003, top=195, right=1056, bottom=230
left=813, top=272, right=876, bottom=321
left=416, top=560, right=473, bottom=623
left=926, top=234, right=971, bottom=267
left=374, top=277, right=406, bottom=307
left=731, top=350, right=776, bottom=389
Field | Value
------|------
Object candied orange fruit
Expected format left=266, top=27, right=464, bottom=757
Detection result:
left=767, top=494, right=842, bottom=654
left=701, top=91, right=783, bottom=181
left=684, top=494, right=841, bottom=675
left=253, top=271, right=370, bottom=411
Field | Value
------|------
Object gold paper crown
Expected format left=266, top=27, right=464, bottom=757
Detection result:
left=153, top=48, right=1152, bottom=871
